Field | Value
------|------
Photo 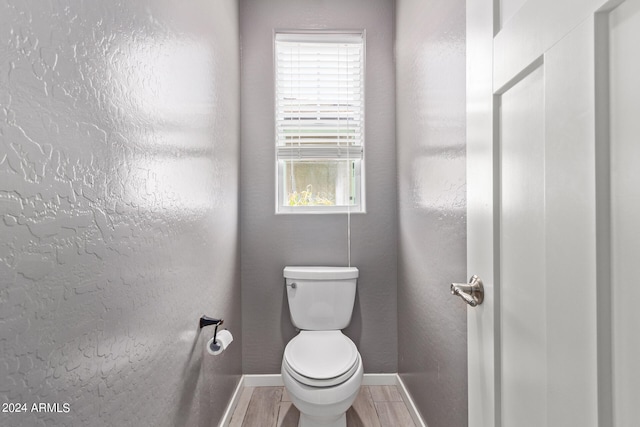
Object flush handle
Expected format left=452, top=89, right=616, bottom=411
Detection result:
left=450, top=275, right=484, bottom=307
left=286, top=282, right=297, bottom=289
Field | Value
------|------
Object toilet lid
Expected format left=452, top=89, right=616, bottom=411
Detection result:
left=284, top=331, right=359, bottom=383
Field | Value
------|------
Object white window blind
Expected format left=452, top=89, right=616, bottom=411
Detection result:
left=275, top=33, right=364, bottom=161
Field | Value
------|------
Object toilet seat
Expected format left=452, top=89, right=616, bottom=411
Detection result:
left=283, top=331, right=360, bottom=388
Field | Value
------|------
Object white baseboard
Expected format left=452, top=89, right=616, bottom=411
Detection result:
left=219, top=373, right=427, bottom=427
left=396, top=375, right=428, bottom=427
left=218, top=376, right=244, bottom=427
left=243, top=374, right=284, bottom=387
left=361, top=373, right=398, bottom=386
left=243, top=373, right=398, bottom=387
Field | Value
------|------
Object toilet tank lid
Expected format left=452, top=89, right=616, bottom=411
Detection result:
left=283, top=266, right=359, bottom=280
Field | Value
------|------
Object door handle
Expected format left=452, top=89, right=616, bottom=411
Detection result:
left=450, top=275, right=484, bottom=307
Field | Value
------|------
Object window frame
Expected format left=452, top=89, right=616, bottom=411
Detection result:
left=273, top=30, right=367, bottom=215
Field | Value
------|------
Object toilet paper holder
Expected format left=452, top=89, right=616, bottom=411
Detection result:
left=200, top=315, right=224, bottom=346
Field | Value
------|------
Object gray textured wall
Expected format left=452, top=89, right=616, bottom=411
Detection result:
left=396, top=0, right=467, bottom=426
left=240, top=0, right=397, bottom=375
left=0, top=1, right=241, bottom=426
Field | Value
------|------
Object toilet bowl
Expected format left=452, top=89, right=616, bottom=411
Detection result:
left=282, top=266, right=362, bottom=427
left=282, top=331, right=363, bottom=427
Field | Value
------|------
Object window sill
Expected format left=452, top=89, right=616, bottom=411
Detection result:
left=275, top=206, right=366, bottom=215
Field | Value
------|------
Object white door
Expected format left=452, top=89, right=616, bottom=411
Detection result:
left=465, top=0, right=640, bottom=426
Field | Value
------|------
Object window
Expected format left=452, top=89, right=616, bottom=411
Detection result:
left=275, top=32, right=365, bottom=213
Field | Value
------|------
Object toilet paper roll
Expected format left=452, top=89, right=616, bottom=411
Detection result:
left=207, top=329, right=233, bottom=356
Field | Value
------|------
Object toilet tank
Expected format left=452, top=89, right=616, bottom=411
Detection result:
left=284, top=266, right=359, bottom=331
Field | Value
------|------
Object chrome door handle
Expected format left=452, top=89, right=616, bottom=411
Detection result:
left=450, top=275, right=484, bottom=307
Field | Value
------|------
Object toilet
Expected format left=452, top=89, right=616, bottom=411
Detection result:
left=282, top=266, right=363, bottom=427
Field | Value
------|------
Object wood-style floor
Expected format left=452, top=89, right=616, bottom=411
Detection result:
left=229, top=385, right=416, bottom=427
